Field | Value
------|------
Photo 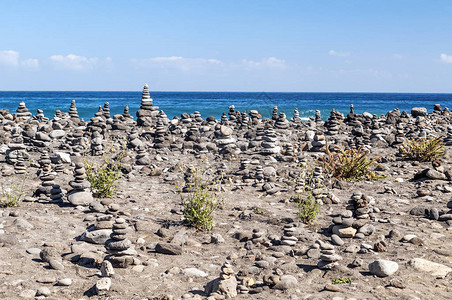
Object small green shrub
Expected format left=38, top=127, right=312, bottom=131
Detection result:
left=295, top=167, right=321, bottom=225
left=320, top=142, right=384, bottom=182
left=84, top=151, right=124, bottom=198
left=1, top=174, right=26, bottom=207
left=181, top=163, right=220, bottom=231
left=332, top=277, right=353, bottom=284
left=399, top=136, right=445, bottom=162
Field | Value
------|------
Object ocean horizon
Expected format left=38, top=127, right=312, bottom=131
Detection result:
left=1, top=91, right=452, bottom=121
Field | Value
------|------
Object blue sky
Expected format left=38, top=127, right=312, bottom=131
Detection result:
left=1, top=0, right=451, bottom=92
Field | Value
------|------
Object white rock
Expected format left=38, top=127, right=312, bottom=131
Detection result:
left=409, top=258, right=452, bottom=277
left=369, top=259, right=399, bottom=277
left=95, top=277, right=111, bottom=293
left=182, top=267, right=208, bottom=277
left=57, top=278, right=72, bottom=286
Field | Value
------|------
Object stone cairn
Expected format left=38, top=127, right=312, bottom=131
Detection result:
left=249, top=110, right=260, bottom=125
left=14, top=101, right=32, bottom=121
left=69, top=100, right=79, bottom=119
left=310, top=131, right=326, bottom=152
left=153, top=117, right=168, bottom=149
left=317, top=239, right=341, bottom=270
left=228, top=105, right=236, bottom=121
left=33, top=109, right=47, bottom=122
left=292, top=108, right=302, bottom=123
left=122, top=105, right=133, bottom=121
left=6, top=129, right=29, bottom=168
left=136, top=84, right=159, bottom=127
left=260, top=127, right=281, bottom=155
left=67, top=162, right=93, bottom=206
left=103, top=102, right=111, bottom=120
left=216, top=125, right=237, bottom=155
left=325, top=109, right=344, bottom=135
left=36, top=151, right=56, bottom=200
left=135, top=145, right=150, bottom=165
left=272, top=106, right=278, bottom=120
left=49, top=184, right=63, bottom=203
left=274, top=112, right=290, bottom=129
left=105, top=218, right=137, bottom=268
left=280, top=224, right=298, bottom=247
left=205, top=262, right=238, bottom=299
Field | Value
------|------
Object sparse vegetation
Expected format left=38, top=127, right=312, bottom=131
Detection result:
left=332, top=277, right=353, bottom=284
left=84, top=149, right=124, bottom=198
left=294, top=166, right=321, bottom=225
left=180, top=163, right=220, bottom=231
left=320, top=142, right=384, bottom=181
left=399, top=136, right=445, bottom=162
left=0, top=174, right=27, bottom=207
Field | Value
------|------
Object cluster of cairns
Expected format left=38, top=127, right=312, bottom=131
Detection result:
left=1, top=84, right=452, bottom=298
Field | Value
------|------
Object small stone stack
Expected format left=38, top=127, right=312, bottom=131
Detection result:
left=49, top=184, right=63, bottom=203
left=260, top=127, right=281, bottom=155
left=254, top=165, right=264, bottom=182
left=317, top=240, right=342, bottom=270
left=228, top=105, right=236, bottom=121
left=292, top=108, right=302, bottom=123
left=185, top=123, right=200, bottom=142
left=274, top=113, right=290, bottom=129
left=14, top=154, right=27, bottom=174
left=310, top=131, right=326, bottom=152
left=220, top=112, right=229, bottom=125
left=392, top=123, right=406, bottom=146
left=193, top=111, right=203, bottom=123
left=235, top=159, right=251, bottom=180
left=127, top=128, right=143, bottom=149
left=136, top=84, right=159, bottom=127
left=69, top=100, right=79, bottom=119
left=249, top=110, right=260, bottom=125
left=67, top=162, right=93, bottom=206
left=444, top=125, right=452, bottom=145
left=206, top=262, right=238, bottom=299
left=216, top=125, right=237, bottom=154
left=135, top=145, right=150, bottom=165
left=34, top=109, right=47, bottom=122
left=240, top=112, right=249, bottom=129
left=14, top=101, right=32, bottom=121
left=315, top=110, right=322, bottom=123
left=280, top=224, right=298, bottom=246
left=122, top=105, right=133, bottom=121
left=6, top=133, right=29, bottom=166
left=272, top=106, right=278, bottom=120
left=105, top=218, right=136, bottom=268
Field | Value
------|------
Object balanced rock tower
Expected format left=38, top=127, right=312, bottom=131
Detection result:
left=136, top=84, right=159, bottom=127
left=67, top=162, right=93, bottom=206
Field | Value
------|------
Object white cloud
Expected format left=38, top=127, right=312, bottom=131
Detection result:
left=440, top=53, right=452, bottom=64
left=241, top=57, right=286, bottom=69
left=392, top=54, right=404, bottom=59
left=50, top=54, right=99, bottom=71
left=0, top=50, right=39, bottom=69
left=328, top=50, right=350, bottom=57
left=0, top=50, right=20, bottom=66
left=131, top=56, right=224, bottom=71
left=21, top=58, right=39, bottom=69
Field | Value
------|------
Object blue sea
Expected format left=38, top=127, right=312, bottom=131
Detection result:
left=0, top=91, right=451, bottom=121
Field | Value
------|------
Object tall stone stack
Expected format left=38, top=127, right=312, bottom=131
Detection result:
left=67, top=162, right=93, bottom=206
left=240, top=111, right=249, bottom=129
left=14, top=154, right=27, bottom=175
left=90, top=131, right=104, bottom=155
left=260, top=127, right=281, bottom=155
left=14, top=102, right=32, bottom=121
left=292, top=108, right=302, bottom=123
left=6, top=130, right=29, bottom=168
left=69, top=100, right=79, bottom=119
left=105, top=218, right=137, bottom=268
left=315, top=110, right=322, bottom=123
left=103, top=102, right=111, bottom=120
left=228, top=105, right=236, bottom=121
left=154, top=113, right=169, bottom=149
left=272, top=106, right=278, bottom=120
left=136, top=84, right=159, bottom=127
left=36, top=152, right=56, bottom=200
left=325, top=109, right=344, bottom=135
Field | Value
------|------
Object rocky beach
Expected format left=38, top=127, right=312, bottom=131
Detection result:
left=0, top=84, right=451, bottom=300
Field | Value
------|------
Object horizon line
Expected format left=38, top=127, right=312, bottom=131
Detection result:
left=1, top=90, right=452, bottom=95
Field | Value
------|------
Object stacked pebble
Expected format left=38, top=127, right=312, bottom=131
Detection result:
left=67, top=162, right=93, bottom=206
left=105, top=218, right=137, bottom=268
left=136, top=84, right=159, bottom=126
left=69, top=100, right=79, bottom=119
left=260, top=127, right=281, bottom=155
left=274, top=113, right=290, bottom=129
left=14, top=101, right=32, bottom=120
left=292, top=108, right=302, bottom=123
left=317, top=240, right=342, bottom=270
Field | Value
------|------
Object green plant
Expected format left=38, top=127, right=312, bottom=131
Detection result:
left=320, top=142, right=384, bottom=182
left=84, top=150, right=124, bottom=198
left=295, top=166, right=321, bottom=225
left=399, top=136, right=445, bottom=162
left=180, top=163, right=220, bottom=231
left=1, top=174, right=27, bottom=207
left=252, top=207, right=265, bottom=215
left=332, top=277, right=353, bottom=284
